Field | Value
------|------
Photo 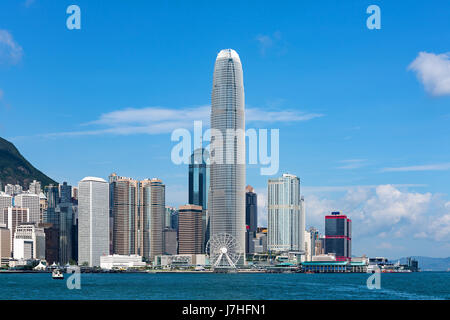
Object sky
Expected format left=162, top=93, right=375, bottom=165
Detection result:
left=0, top=0, right=449, bottom=258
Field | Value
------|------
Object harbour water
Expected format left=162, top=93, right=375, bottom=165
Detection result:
left=0, top=272, right=448, bottom=300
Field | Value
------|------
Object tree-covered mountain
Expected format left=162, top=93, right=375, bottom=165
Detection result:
left=0, top=136, right=57, bottom=189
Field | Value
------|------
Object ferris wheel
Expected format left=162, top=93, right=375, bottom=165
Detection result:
left=206, top=233, right=242, bottom=269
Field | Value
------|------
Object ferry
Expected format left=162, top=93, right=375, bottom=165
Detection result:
left=52, top=269, right=64, bottom=280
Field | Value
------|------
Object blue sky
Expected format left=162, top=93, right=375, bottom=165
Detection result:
left=1, top=0, right=450, bottom=258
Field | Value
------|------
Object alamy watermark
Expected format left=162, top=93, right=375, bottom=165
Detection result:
left=366, top=265, right=381, bottom=290
left=171, top=121, right=279, bottom=176
left=66, top=266, right=81, bottom=290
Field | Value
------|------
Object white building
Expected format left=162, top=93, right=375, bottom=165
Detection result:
left=154, top=254, right=208, bottom=267
left=28, top=180, right=42, bottom=195
left=14, top=193, right=40, bottom=224
left=78, top=177, right=109, bottom=267
left=100, top=254, right=146, bottom=270
left=268, top=173, right=305, bottom=253
left=13, top=223, right=45, bottom=260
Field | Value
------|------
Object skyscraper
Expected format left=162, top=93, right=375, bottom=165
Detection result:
left=189, top=148, right=209, bottom=209
left=78, top=177, right=109, bottom=267
left=245, top=185, right=257, bottom=254
left=142, top=178, right=165, bottom=261
left=325, top=211, right=352, bottom=261
left=14, top=193, right=40, bottom=224
left=111, top=176, right=166, bottom=261
left=209, top=49, right=246, bottom=264
left=189, top=148, right=209, bottom=251
left=267, top=173, right=305, bottom=253
left=178, top=204, right=203, bottom=255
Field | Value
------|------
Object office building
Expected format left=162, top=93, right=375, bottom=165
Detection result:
left=209, top=49, right=246, bottom=264
left=3, top=207, right=29, bottom=255
left=14, top=193, right=40, bottom=224
left=0, top=226, right=11, bottom=265
left=325, top=211, right=352, bottom=261
left=245, top=185, right=258, bottom=254
left=78, top=177, right=109, bottom=267
left=13, top=223, right=45, bottom=260
left=59, top=182, right=72, bottom=204
left=267, top=173, right=305, bottom=253
left=163, top=227, right=178, bottom=255
left=178, top=204, right=203, bottom=254
left=38, top=222, right=59, bottom=264
left=189, top=148, right=209, bottom=209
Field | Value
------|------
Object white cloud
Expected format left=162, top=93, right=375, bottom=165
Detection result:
left=381, top=163, right=450, bottom=172
left=408, top=52, right=450, bottom=96
left=337, top=159, right=367, bottom=170
left=256, top=31, right=285, bottom=56
left=0, top=30, right=23, bottom=65
left=41, top=105, right=323, bottom=137
left=304, top=184, right=450, bottom=243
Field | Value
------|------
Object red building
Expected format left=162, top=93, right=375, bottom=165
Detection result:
left=324, top=212, right=351, bottom=261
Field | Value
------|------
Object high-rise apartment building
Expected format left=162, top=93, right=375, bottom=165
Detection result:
left=209, top=49, right=246, bottom=264
left=28, top=180, right=42, bottom=195
left=144, top=179, right=165, bottom=261
left=78, top=177, right=109, bottom=267
left=111, top=176, right=166, bottom=261
left=325, top=211, right=352, bottom=261
left=267, top=173, right=305, bottom=253
left=178, top=204, right=203, bottom=255
left=0, top=193, right=12, bottom=214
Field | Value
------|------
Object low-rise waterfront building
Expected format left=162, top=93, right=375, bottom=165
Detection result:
left=100, top=254, right=146, bottom=270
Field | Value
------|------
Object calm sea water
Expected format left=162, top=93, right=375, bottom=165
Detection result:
left=0, top=272, right=448, bottom=300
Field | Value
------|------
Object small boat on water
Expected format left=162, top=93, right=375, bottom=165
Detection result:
left=52, top=269, right=64, bottom=280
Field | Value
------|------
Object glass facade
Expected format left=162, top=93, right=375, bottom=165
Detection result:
left=209, top=49, right=246, bottom=264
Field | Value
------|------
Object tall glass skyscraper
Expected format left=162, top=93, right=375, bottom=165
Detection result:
left=209, top=49, right=246, bottom=263
left=189, top=148, right=209, bottom=251
left=267, top=173, right=305, bottom=253
left=189, top=148, right=209, bottom=209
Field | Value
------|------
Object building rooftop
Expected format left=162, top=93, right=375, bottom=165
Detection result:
left=216, top=49, right=241, bottom=62
left=80, top=177, right=107, bottom=183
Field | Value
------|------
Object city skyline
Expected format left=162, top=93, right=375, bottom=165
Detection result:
left=0, top=1, right=449, bottom=258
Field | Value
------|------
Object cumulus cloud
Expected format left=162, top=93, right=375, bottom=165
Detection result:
left=0, top=30, right=23, bottom=65
left=303, top=184, right=450, bottom=243
left=408, top=52, right=450, bottom=96
left=41, top=105, right=323, bottom=137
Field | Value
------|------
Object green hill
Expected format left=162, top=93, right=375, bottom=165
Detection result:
left=0, top=137, right=57, bottom=189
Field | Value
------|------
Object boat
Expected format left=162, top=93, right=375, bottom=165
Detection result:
left=52, top=269, right=64, bottom=280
